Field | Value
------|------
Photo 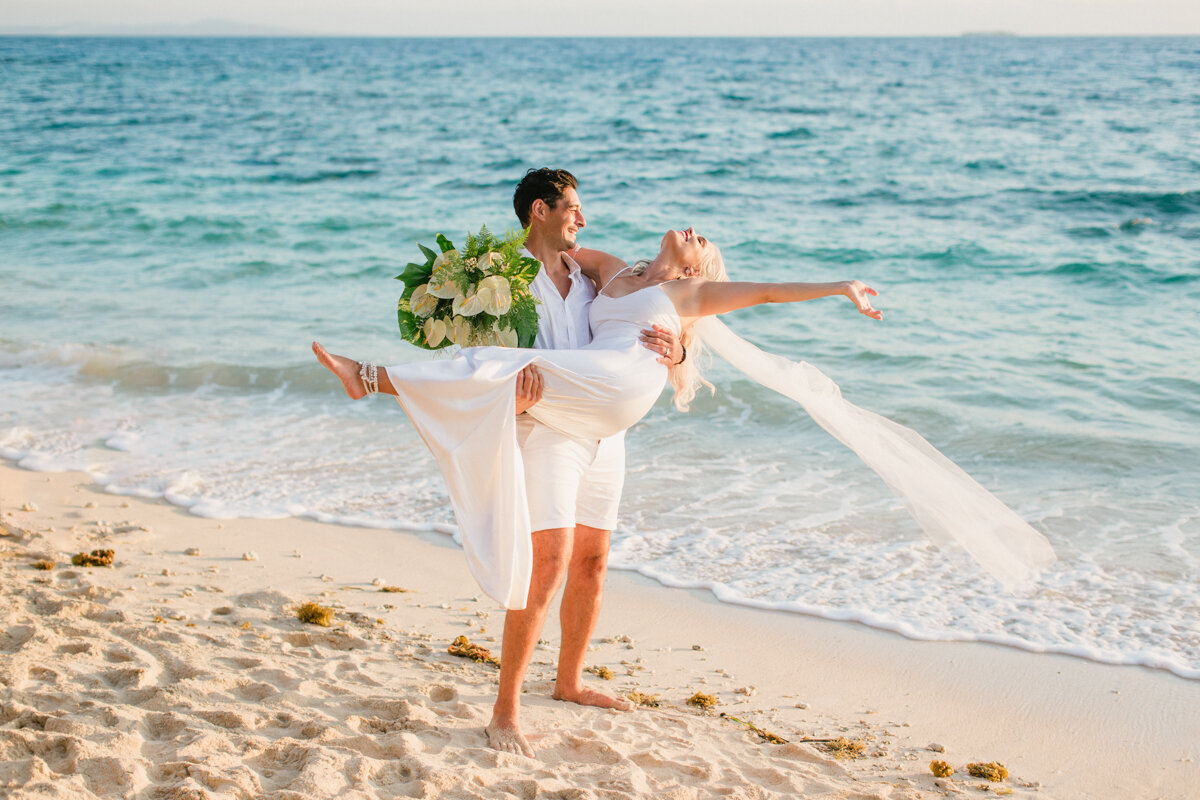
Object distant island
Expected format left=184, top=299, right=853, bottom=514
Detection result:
left=961, top=31, right=1018, bottom=37
left=0, top=19, right=298, bottom=37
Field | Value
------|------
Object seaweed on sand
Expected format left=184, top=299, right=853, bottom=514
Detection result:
left=930, top=760, right=954, bottom=777
left=967, top=762, right=1009, bottom=781
left=625, top=691, right=661, bottom=708
left=819, top=737, right=866, bottom=759
left=686, top=692, right=719, bottom=711
left=448, top=635, right=500, bottom=667
left=584, top=665, right=614, bottom=680
left=720, top=713, right=789, bottom=744
left=296, top=601, right=334, bottom=627
left=71, top=549, right=114, bottom=567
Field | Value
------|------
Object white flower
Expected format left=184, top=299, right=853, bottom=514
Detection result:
left=423, top=317, right=448, bottom=347
left=409, top=283, right=439, bottom=317
left=476, top=251, right=502, bottom=273
left=450, top=315, right=472, bottom=347
left=452, top=286, right=485, bottom=317
left=432, top=248, right=459, bottom=270
left=494, top=324, right=518, bottom=348
left=477, top=275, right=513, bottom=316
left=427, top=277, right=460, bottom=299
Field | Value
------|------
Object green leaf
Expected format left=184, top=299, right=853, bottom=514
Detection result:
left=397, top=261, right=433, bottom=288
left=436, top=233, right=454, bottom=253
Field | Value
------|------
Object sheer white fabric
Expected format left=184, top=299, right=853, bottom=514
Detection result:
left=694, top=317, right=1057, bottom=589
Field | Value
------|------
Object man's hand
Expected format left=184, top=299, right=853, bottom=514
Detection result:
left=515, top=364, right=544, bottom=414
left=640, top=324, right=683, bottom=367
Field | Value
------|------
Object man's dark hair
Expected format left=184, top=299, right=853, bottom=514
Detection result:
left=513, top=168, right=578, bottom=228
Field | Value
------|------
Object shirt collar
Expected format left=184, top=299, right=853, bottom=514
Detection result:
left=521, top=247, right=583, bottom=277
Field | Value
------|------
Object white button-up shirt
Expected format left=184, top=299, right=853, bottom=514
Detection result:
left=523, top=249, right=595, bottom=349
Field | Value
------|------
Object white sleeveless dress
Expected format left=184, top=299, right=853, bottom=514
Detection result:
left=385, top=285, right=680, bottom=609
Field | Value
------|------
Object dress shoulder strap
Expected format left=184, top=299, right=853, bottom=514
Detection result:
left=597, top=265, right=632, bottom=297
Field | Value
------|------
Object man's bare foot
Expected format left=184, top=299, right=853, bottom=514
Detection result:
left=312, top=342, right=366, bottom=399
left=552, top=685, right=634, bottom=712
left=485, top=716, right=534, bottom=758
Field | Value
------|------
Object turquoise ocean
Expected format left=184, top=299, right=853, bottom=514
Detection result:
left=2, top=37, right=1198, bottom=677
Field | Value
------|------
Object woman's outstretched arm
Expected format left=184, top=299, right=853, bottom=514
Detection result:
left=661, top=279, right=882, bottom=320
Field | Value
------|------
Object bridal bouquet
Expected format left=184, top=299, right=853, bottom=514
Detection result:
left=397, top=226, right=540, bottom=349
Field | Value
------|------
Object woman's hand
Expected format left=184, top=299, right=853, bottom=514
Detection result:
left=843, top=280, right=883, bottom=320
left=515, top=365, right=543, bottom=414
left=639, top=324, right=683, bottom=366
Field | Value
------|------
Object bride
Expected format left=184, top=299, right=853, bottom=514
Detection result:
left=315, top=227, right=1053, bottom=608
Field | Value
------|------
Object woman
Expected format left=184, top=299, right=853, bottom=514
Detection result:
left=315, top=228, right=1054, bottom=607
left=315, top=228, right=881, bottom=608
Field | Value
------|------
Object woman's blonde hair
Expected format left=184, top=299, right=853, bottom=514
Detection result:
left=635, top=244, right=729, bottom=411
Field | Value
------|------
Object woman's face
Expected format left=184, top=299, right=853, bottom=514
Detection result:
left=658, top=227, right=711, bottom=270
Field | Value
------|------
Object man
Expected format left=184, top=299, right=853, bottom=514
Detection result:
left=485, top=168, right=682, bottom=757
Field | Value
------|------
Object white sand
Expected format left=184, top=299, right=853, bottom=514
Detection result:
left=2, top=463, right=1196, bottom=799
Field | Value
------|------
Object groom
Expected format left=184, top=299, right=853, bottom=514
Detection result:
left=485, top=168, right=682, bottom=757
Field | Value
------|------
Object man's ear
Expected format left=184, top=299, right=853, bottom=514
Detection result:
left=530, top=198, right=547, bottom=221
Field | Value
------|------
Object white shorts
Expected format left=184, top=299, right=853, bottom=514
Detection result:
left=516, top=416, right=625, bottom=533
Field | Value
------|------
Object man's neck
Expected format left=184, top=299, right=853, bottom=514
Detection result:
left=524, top=230, right=568, bottom=276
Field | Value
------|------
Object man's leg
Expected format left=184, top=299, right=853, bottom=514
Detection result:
left=486, top=527, right=572, bottom=757
left=552, top=524, right=633, bottom=710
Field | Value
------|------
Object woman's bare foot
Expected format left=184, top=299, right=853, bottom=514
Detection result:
left=485, top=716, right=534, bottom=758
left=552, top=685, right=634, bottom=712
left=312, top=342, right=366, bottom=399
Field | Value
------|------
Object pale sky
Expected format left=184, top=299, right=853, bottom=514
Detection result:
left=2, top=0, right=1199, bottom=37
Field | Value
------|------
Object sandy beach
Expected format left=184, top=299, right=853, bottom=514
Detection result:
left=2, top=462, right=1196, bottom=799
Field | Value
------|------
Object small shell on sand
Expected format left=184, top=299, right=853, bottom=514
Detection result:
left=735, top=686, right=758, bottom=697
left=84, top=501, right=98, bottom=508
left=371, top=577, right=384, bottom=586
left=21, top=502, right=38, bottom=512
left=242, top=551, right=259, bottom=561
left=184, top=547, right=201, bottom=556
left=927, top=743, right=946, bottom=752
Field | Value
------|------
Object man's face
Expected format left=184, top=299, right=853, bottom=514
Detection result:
left=536, top=187, right=586, bottom=251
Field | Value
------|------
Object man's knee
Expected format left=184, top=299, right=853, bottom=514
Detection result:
left=568, top=525, right=610, bottom=584
left=525, top=528, right=573, bottom=606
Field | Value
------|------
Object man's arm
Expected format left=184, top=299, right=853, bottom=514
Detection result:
left=569, top=246, right=627, bottom=284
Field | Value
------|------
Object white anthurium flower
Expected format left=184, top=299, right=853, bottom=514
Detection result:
left=451, top=315, right=472, bottom=346
left=478, top=275, right=513, bottom=316
left=409, top=283, right=439, bottom=317
left=476, top=251, right=501, bottom=273
left=452, top=287, right=485, bottom=317
left=432, top=248, right=458, bottom=270
left=427, top=278, right=460, bottom=299
left=495, top=324, right=518, bottom=348
left=424, top=317, right=447, bottom=347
